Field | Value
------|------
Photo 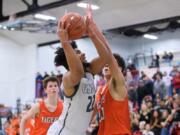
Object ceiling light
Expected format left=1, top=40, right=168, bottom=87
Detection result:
left=77, top=2, right=99, bottom=10
left=34, top=14, right=56, bottom=21
left=10, top=28, right=15, bottom=31
left=3, top=26, right=7, bottom=29
left=143, top=34, right=158, bottom=40
left=0, top=24, right=2, bottom=28
left=177, top=20, right=180, bottom=23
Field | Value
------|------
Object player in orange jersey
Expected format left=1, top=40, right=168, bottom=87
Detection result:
left=96, top=54, right=131, bottom=135
left=20, top=76, right=63, bottom=135
left=86, top=17, right=131, bottom=134
left=20, top=107, right=35, bottom=135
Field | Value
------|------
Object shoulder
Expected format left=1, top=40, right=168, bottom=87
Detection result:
left=33, top=102, right=41, bottom=113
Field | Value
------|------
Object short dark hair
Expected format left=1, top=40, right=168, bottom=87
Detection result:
left=113, top=53, right=126, bottom=72
left=54, top=41, right=77, bottom=70
left=43, top=76, right=59, bottom=89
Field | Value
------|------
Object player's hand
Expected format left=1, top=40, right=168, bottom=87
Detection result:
left=85, top=13, right=97, bottom=38
left=57, top=20, right=70, bottom=43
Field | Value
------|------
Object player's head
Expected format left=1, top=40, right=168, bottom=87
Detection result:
left=102, top=65, right=111, bottom=80
left=113, top=53, right=126, bottom=72
left=54, top=41, right=86, bottom=70
left=43, top=76, right=59, bottom=95
left=102, top=53, right=126, bottom=79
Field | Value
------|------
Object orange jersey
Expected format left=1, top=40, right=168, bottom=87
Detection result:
left=32, top=100, right=63, bottom=135
left=96, top=84, right=131, bottom=135
left=5, top=117, right=20, bottom=135
left=24, top=119, right=34, bottom=135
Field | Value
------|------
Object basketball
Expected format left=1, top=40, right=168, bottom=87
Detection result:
left=61, top=12, right=86, bottom=40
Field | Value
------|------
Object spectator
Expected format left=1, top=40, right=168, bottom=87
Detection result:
left=169, top=66, right=179, bottom=77
left=153, top=68, right=163, bottom=81
left=150, top=109, right=162, bottom=135
left=153, top=74, right=166, bottom=99
left=154, top=53, right=160, bottom=68
left=168, top=52, right=174, bottom=66
left=142, top=75, right=154, bottom=100
left=163, top=71, right=173, bottom=97
left=139, top=103, right=151, bottom=124
left=128, top=81, right=138, bottom=108
left=137, top=80, right=146, bottom=107
left=143, top=123, right=154, bottom=135
left=162, top=51, right=169, bottom=62
left=172, top=71, right=180, bottom=95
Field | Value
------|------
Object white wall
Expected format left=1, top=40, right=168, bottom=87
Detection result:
left=37, top=35, right=132, bottom=75
left=0, top=35, right=37, bottom=107
left=37, top=29, right=180, bottom=74
left=128, top=29, right=180, bottom=67
left=128, top=29, right=180, bottom=55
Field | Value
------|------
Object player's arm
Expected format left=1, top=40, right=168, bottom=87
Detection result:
left=108, top=53, right=127, bottom=100
left=57, top=20, right=84, bottom=96
left=85, top=15, right=126, bottom=99
left=86, top=15, right=110, bottom=75
left=20, top=103, right=39, bottom=135
left=89, top=18, right=126, bottom=99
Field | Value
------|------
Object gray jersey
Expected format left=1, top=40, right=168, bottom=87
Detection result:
left=47, top=72, right=96, bottom=135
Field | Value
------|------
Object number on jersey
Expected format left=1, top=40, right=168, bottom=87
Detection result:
left=86, top=95, right=95, bottom=112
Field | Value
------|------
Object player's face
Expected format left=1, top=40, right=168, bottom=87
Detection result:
left=75, top=49, right=86, bottom=62
left=45, top=81, right=59, bottom=95
left=102, top=65, right=111, bottom=78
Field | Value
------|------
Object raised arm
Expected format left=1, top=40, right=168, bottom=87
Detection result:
left=57, top=20, right=84, bottom=95
left=86, top=15, right=110, bottom=75
left=108, top=54, right=127, bottom=99
left=86, top=15, right=126, bottom=99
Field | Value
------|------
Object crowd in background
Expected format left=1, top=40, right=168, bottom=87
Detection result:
left=118, top=65, right=180, bottom=135
left=0, top=64, right=179, bottom=135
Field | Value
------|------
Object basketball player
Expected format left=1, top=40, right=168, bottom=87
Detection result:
left=95, top=55, right=131, bottom=134
left=20, top=76, right=63, bottom=135
left=47, top=14, right=110, bottom=135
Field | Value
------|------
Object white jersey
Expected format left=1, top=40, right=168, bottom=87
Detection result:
left=47, top=72, right=96, bottom=135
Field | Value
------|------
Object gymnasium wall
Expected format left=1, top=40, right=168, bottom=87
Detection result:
left=37, top=29, right=180, bottom=74
left=129, top=29, right=180, bottom=55
left=37, top=35, right=133, bottom=74
left=0, top=34, right=36, bottom=108
left=128, top=29, right=180, bottom=67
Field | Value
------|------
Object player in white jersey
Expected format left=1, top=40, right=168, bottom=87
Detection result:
left=47, top=14, right=110, bottom=135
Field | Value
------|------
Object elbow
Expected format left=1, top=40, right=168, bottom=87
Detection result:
left=75, top=68, right=84, bottom=78
left=71, top=70, right=84, bottom=85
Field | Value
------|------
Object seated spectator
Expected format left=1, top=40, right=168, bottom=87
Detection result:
left=162, top=51, right=169, bottom=62
left=142, top=123, right=154, bottom=135
left=168, top=52, right=174, bottom=62
left=150, top=109, right=162, bottom=135
left=171, top=122, right=180, bottom=135
left=139, top=103, right=151, bottom=124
